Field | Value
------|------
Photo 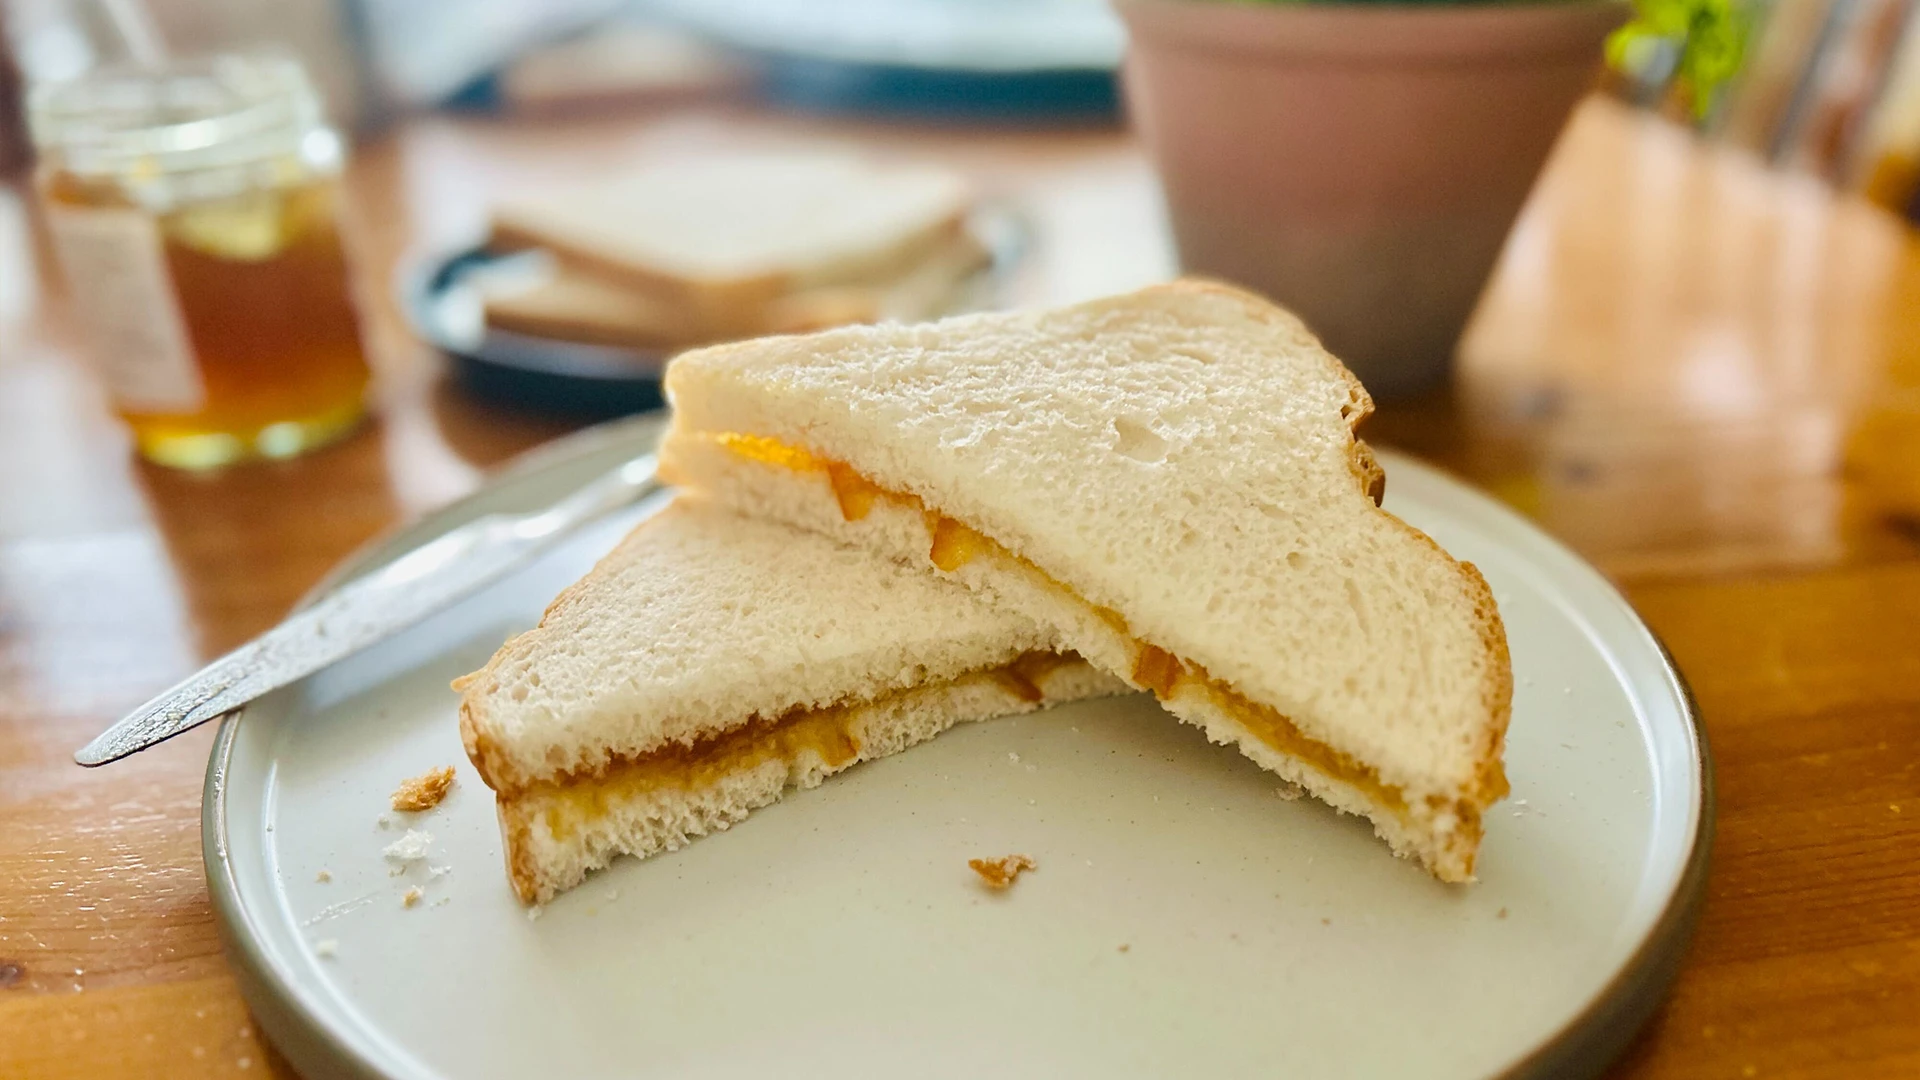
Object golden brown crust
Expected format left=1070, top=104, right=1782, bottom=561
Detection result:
left=1373, top=512, right=1514, bottom=816
left=968, top=854, right=1036, bottom=890
left=1350, top=439, right=1387, bottom=507
left=457, top=699, right=515, bottom=795
left=496, top=798, right=543, bottom=905
left=1457, top=559, right=1514, bottom=806
left=391, top=766, right=456, bottom=812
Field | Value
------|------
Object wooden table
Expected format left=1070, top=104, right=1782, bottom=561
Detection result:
left=1, top=96, right=1916, bottom=1079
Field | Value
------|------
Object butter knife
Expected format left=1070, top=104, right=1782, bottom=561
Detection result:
left=74, top=452, right=661, bottom=767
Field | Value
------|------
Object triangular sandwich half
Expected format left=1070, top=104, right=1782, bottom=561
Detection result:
left=455, top=498, right=1122, bottom=904
left=658, top=280, right=1512, bottom=882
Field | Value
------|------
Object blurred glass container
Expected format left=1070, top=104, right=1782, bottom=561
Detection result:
left=29, top=53, right=370, bottom=469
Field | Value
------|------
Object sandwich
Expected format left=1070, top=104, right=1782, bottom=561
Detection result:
left=485, top=151, right=985, bottom=349
left=659, top=280, right=1513, bottom=882
left=480, top=233, right=989, bottom=351
left=454, top=498, right=1124, bottom=904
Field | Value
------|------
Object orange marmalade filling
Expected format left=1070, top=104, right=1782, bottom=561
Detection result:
left=533, top=651, right=1073, bottom=841
left=709, top=431, right=1434, bottom=823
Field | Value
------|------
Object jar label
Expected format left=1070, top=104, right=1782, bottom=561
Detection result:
left=45, top=204, right=206, bottom=413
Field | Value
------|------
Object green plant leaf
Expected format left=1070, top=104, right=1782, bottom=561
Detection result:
left=1608, top=0, right=1751, bottom=117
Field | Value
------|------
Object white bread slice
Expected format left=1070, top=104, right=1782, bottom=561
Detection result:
left=482, top=232, right=990, bottom=350
left=488, top=151, right=973, bottom=328
left=455, top=497, right=1124, bottom=902
left=659, top=280, right=1512, bottom=882
left=480, top=261, right=696, bottom=349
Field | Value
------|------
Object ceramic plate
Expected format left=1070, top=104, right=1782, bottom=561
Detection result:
left=205, top=414, right=1710, bottom=1080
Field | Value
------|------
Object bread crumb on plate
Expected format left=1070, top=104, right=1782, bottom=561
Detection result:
left=315, top=869, right=331, bottom=883
left=391, top=766, right=457, bottom=812
left=383, top=829, right=432, bottom=864
left=314, top=939, right=337, bottom=959
left=403, top=887, right=424, bottom=908
left=968, top=854, right=1036, bottom=890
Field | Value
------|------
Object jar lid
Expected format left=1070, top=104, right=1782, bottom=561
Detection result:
left=28, top=53, right=329, bottom=177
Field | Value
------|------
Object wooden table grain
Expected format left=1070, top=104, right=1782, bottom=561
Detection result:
left=1, top=97, right=1916, bottom=1079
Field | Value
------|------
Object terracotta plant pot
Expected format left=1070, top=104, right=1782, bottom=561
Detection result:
left=1117, top=0, right=1626, bottom=398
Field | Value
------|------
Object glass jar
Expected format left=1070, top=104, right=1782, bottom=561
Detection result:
left=29, top=54, right=371, bottom=469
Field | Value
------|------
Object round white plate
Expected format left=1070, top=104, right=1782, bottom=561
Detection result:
left=206, top=414, right=1710, bottom=1080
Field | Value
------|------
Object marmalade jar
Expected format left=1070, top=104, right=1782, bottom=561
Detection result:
left=29, top=54, right=370, bottom=469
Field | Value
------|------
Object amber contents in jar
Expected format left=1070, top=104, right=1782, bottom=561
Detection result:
left=30, top=55, right=370, bottom=469
left=43, top=171, right=369, bottom=466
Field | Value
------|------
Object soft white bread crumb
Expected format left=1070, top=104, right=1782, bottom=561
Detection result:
left=456, top=498, right=1073, bottom=795
left=382, top=830, right=432, bottom=864
left=660, top=279, right=1511, bottom=881
left=499, top=657, right=1120, bottom=904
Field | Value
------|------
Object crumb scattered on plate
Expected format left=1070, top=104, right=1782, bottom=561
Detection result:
left=376, top=813, right=391, bottom=830
left=1117, top=943, right=1130, bottom=953
left=314, top=939, right=337, bottom=959
left=428, top=864, right=451, bottom=879
left=403, top=886, right=424, bottom=908
left=383, top=829, right=432, bottom=865
left=968, top=854, right=1037, bottom=890
left=526, top=905, right=544, bottom=922
left=1274, top=783, right=1305, bottom=801
left=391, top=766, right=457, bottom=812
left=315, top=869, right=331, bottom=883
left=1497, top=907, right=1509, bottom=920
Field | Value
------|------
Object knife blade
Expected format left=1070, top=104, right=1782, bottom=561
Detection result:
left=74, top=452, right=662, bottom=767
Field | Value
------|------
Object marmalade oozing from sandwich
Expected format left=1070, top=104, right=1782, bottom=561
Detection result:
left=707, top=430, right=1473, bottom=829
left=531, top=651, right=1076, bottom=842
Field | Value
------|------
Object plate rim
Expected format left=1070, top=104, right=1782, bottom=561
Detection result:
left=202, top=424, right=1713, bottom=1080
